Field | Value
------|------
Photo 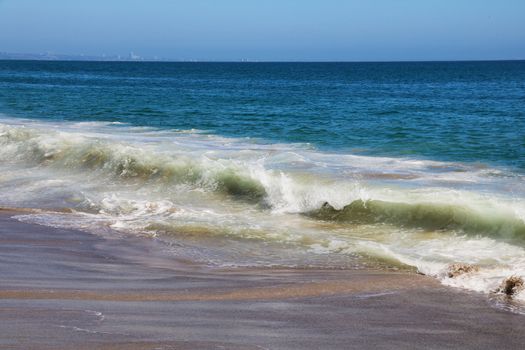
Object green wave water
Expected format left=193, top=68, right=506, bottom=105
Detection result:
left=307, top=200, right=525, bottom=239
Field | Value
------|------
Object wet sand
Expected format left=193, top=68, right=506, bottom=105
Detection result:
left=1, top=211, right=524, bottom=349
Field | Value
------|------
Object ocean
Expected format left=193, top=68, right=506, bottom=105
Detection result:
left=1, top=60, right=525, bottom=300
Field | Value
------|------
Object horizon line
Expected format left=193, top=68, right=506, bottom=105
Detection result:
left=1, top=58, right=524, bottom=64
left=1, top=51, right=525, bottom=64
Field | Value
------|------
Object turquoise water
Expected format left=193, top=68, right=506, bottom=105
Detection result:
left=1, top=60, right=525, bottom=300
left=1, top=60, right=524, bottom=168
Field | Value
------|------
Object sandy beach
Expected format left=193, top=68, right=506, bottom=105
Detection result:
left=0, top=210, right=523, bottom=349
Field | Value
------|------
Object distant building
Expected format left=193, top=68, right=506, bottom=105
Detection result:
left=129, top=52, right=141, bottom=61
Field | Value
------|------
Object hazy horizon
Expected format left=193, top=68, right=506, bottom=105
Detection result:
left=0, top=0, right=524, bottom=61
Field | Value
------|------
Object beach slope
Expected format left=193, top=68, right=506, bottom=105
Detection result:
left=1, top=211, right=524, bottom=350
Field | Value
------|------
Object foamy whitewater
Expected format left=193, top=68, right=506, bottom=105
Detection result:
left=1, top=115, right=525, bottom=301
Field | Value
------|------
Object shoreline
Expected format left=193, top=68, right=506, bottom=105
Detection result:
left=1, top=210, right=525, bottom=349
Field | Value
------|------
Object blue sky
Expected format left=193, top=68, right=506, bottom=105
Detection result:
left=0, top=0, right=524, bottom=61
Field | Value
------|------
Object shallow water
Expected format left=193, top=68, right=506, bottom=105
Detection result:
left=0, top=60, right=524, bottom=300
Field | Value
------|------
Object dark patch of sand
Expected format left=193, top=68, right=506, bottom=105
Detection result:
left=1, top=211, right=524, bottom=349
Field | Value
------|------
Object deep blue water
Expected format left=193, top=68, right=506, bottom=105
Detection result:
left=1, top=60, right=524, bottom=168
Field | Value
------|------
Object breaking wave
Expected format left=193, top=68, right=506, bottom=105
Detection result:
left=2, top=118, right=525, bottom=302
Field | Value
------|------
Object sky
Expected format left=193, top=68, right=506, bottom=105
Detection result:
left=0, top=0, right=524, bottom=61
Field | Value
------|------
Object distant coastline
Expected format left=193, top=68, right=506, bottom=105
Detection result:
left=0, top=51, right=165, bottom=62
left=0, top=51, right=523, bottom=63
